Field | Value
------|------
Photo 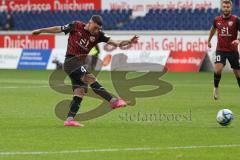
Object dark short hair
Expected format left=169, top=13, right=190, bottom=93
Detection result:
left=222, top=0, right=232, bottom=5
left=91, top=15, right=103, bottom=26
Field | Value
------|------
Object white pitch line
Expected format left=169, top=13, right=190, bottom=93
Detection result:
left=0, top=83, right=236, bottom=89
left=167, top=144, right=240, bottom=149
left=0, top=85, right=50, bottom=89
left=0, top=79, right=49, bottom=84
left=0, top=144, right=240, bottom=156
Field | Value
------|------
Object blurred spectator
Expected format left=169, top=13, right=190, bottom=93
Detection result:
left=0, top=0, right=7, bottom=12
left=0, top=20, right=2, bottom=30
left=4, top=13, right=14, bottom=30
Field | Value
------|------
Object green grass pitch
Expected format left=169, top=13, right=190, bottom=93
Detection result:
left=0, top=70, right=239, bottom=160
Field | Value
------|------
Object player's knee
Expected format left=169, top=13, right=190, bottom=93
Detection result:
left=214, top=64, right=224, bottom=73
left=73, top=88, right=85, bottom=97
left=82, top=74, right=96, bottom=84
left=214, top=71, right=222, bottom=75
left=233, top=69, right=240, bottom=77
left=214, top=69, right=222, bottom=75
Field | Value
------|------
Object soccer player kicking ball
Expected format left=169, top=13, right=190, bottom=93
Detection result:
left=208, top=0, right=240, bottom=100
left=32, top=15, right=139, bottom=127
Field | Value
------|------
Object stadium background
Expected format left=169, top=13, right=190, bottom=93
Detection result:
left=1, top=1, right=240, bottom=160
left=0, top=0, right=239, bottom=71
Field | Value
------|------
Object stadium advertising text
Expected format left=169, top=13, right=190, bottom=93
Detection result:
left=103, top=0, right=219, bottom=16
left=0, top=35, right=55, bottom=49
left=0, top=49, right=22, bottom=69
left=0, top=0, right=219, bottom=13
left=101, top=36, right=210, bottom=52
left=0, top=0, right=101, bottom=12
left=166, top=51, right=206, bottom=72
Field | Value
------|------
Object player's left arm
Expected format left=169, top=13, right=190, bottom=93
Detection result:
left=98, top=31, right=139, bottom=47
left=232, top=17, right=240, bottom=46
left=107, top=35, right=139, bottom=48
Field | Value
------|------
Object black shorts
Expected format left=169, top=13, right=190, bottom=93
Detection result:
left=63, top=55, right=89, bottom=91
left=215, top=51, right=240, bottom=69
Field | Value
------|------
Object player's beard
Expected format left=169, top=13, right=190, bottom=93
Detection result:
left=223, top=10, right=231, bottom=17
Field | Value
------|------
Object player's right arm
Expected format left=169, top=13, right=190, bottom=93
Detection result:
left=32, top=26, right=62, bottom=35
left=208, top=17, right=217, bottom=48
left=32, top=22, right=75, bottom=35
left=208, top=26, right=217, bottom=48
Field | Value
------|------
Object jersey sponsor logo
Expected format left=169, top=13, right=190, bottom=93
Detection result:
left=228, top=21, right=233, bottom=27
left=75, top=38, right=89, bottom=51
left=89, top=36, right=96, bottom=42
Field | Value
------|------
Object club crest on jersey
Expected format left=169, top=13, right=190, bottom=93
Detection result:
left=228, top=21, right=233, bottom=26
left=90, top=36, right=96, bottom=42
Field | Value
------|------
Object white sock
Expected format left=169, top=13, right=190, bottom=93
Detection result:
left=110, top=97, right=117, bottom=103
left=67, top=117, right=74, bottom=121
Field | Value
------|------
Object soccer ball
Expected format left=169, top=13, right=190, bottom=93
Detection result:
left=216, top=109, right=234, bottom=126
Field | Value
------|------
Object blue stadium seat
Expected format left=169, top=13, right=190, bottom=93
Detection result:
left=2, top=8, right=223, bottom=31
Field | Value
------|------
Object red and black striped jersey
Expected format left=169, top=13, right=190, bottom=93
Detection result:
left=61, top=21, right=110, bottom=59
left=213, top=15, right=240, bottom=52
